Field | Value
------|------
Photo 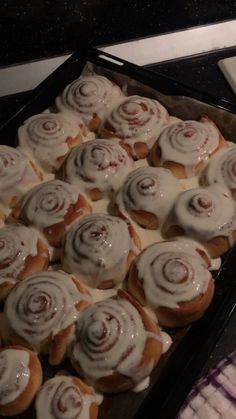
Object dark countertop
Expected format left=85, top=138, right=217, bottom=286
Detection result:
left=1, top=0, right=236, bottom=66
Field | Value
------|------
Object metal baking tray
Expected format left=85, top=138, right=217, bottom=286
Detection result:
left=1, top=48, right=236, bottom=419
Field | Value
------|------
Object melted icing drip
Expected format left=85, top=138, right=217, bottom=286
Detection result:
left=5, top=270, right=91, bottom=349
left=132, top=376, right=150, bottom=393
left=0, top=349, right=30, bottom=405
left=63, top=139, right=134, bottom=198
left=161, top=331, right=172, bottom=354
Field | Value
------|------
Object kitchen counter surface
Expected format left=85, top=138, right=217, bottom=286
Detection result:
left=1, top=0, right=236, bottom=66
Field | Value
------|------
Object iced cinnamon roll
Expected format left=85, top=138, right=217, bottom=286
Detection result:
left=35, top=376, right=99, bottom=419
left=4, top=270, right=91, bottom=365
left=0, top=346, right=42, bottom=417
left=61, top=213, right=141, bottom=289
left=0, top=208, right=5, bottom=228
left=12, top=179, right=91, bottom=247
left=150, top=116, right=226, bottom=178
left=18, top=112, right=89, bottom=173
left=200, top=145, right=236, bottom=200
left=56, top=75, right=123, bottom=132
left=0, top=145, right=42, bottom=209
left=71, top=290, right=162, bottom=393
left=128, top=240, right=214, bottom=327
left=62, top=139, right=134, bottom=200
left=114, top=166, right=182, bottom=229
left=162, top=186, right=236, bottom=257
left=100, top=95, right=169, bottom=159
left=0, top=224, right=49, bottom=302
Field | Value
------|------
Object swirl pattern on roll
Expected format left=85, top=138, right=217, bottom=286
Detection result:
left=35, top=376, right=96, bottom=419
left=56, top=75, right=123, bottom=125
left=155, top=118, right=221, bottom=177
left=203, top=145, right=236, bottom=200
left=134, top=241, right=211, bottom=309
left=72, top=297, right=153, bottom=383
left=0, top=145, right=41, bottom=206
left=0, top=348, right=30, bottom=405
left=102, top=95, right=169, bottom=154
left=4, top=270, right=90, bottom=348
left=163, top=186, right=236, bottom=244
left=119, top=166, right=182, bottom=223
left=62, top=214, right=136, bottom=287
left=18, top=113, right=84, bottom=172
left=20, top=179, right=86, bottom=228
left=63, top=139, right=134, bottom=197
left=0, top=224, right=38, bottom=279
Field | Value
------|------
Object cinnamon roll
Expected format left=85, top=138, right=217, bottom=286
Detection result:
left=100, top=95, right=169, bottom=159
left=0, top=208, right=6, bottom=227
left=0, top=346, right=42, bottom=416
left=162, top=186, right=236, bottom=257
left=62, top=139, right=134, bottom=201
left=35, top=376, right=99, bottom=419
left=18, top=112, right=89, bottom=173
left=114, top=166, right=182, bottom=229
left=12, top=179, right=92, bottom=247
left=4, top=270, right=91, bottom=365
left=61, top=213, right=141, bottom=289
left=56, top=75, right=124, bottom=132
left=0, top=145, right=42, bottom=209
left=71, top=289, right=162, bottom=393
left=128, top=240, right=214, bottom=327
left=0, top=224, right=49, bottom=302
left=150, top=116, right=226, bottom=178
left=200, top=145, right=236, bottom=200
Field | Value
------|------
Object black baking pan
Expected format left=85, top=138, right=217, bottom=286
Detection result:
left=1, top=47, right=236, bottom=419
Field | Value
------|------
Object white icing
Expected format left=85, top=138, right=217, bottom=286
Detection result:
left=62, top=213, right=138, bottom=288
left=5, top=270, right=91, bottom=349
left=135, top=240, right=212, bottom=309
left=94, top=391, right=103, bottom=405
left=103, top=95, right=169, bottom=157
left=203, top=145, right=236, bottom=200
left=161, top=332, right=172, bottom=354
left=0, top=145, right=41, bottom=206
left=117, top=166, right=182, bottom=225
left=72, top=297, right=159, bottom=384
left=35, top=376, right=96, bottom=419
left=20, top=179, right=86, bottom=228
left=157, top=117, right=221, bottom=177
left=132, top=376, right=150, bottom=393
left=0, top=277, right=17, bottom=285
left=63, top=139, right=134, bottom=198
left=18, top=112, right=85, bottom=172
left=0, top=224, right=38, bottom=279
left=0, top=349, right=30, bottom=405
left=56, top=75, right=123, bottom=127
left=163, top=186, right=236, bottom=246
left=87, top=287, right=118, bottom=303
